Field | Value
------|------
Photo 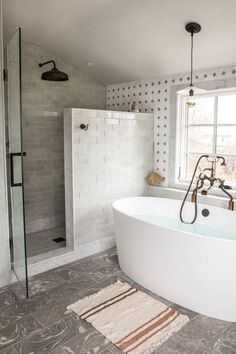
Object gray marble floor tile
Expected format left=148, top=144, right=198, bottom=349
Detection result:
left=7, top=283, right=27, bottom=301
left=49, top=327, right=113, bottom=354
left=31, top=300, right=72, bottom=328
left=0, top=315, right=42, bottom=352
left=63, top=258, right=101, bottom=273
left=93, top=249, right=118, bottom=269
left=47, top=275, right=96, bottom=302
left=0, top=292, right=54, bottom=328
left=154, top=337, right=192, bottom=354
left=88, top=264, right=121, bottom=284
left=89, top=274, right=124, bottom=291
left=158, top=314, right=232, bottom=354
left=105, top=343, right=123, bottom=354
left=13, top=315, right=87, bottom=354
left=0, top=346, right=17, bottom=354
left=213, top=323, right=236, bottom=354
left=54, top=264, right=98, bottom=282
left=32, top=286, right=97, bottom=328
left=0, top=288, right=18, bottom=309
left=101, top=348, right=121, bottom=354
left=27, top=270, right=66, bottom=296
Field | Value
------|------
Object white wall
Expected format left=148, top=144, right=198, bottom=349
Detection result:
left=0, top=0, right=11, bottom=287
left=64, top=108, right=153, bottom=248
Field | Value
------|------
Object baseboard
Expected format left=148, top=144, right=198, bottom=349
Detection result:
left=78, top=234, right=116, bottom=259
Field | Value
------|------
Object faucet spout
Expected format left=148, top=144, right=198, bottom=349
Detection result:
left=180, top=154, right=234, bottom=224
left=219, top=182, right=234, bottom=211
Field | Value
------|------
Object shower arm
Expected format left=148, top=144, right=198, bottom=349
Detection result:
left=39, top=60, right=56, bottom=69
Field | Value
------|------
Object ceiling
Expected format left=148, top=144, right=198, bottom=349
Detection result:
left=3, top=0, right=236, bottom=85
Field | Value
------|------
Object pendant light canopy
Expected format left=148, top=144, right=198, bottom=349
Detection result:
left=178, top=22, right=206, bottom=106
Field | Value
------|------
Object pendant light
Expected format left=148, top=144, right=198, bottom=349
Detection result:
left=178, top=22, right=206, bottom=106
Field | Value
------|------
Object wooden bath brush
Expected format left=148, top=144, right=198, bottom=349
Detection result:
left=146, top=142, right=165, bottom=186
left=145, top=172, right=165, bottom=186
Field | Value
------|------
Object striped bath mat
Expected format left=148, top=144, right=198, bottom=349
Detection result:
left=67, top=281, right=189, bottom=354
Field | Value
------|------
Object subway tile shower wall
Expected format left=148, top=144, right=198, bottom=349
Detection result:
left=64, top=109, right=153, bottom=246
left=107, top=65, right=236, bottom=186
left=21, top=41, right=106, bottom=234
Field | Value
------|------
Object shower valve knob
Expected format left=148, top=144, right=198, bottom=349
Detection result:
left=80, top=123, right=89, bottom=131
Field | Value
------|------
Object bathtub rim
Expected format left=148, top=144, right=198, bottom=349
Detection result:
left=112, top=196, right=236, bottom=242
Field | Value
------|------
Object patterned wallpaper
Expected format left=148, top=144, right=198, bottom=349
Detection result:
left=107, top=65, right=236, bottom=186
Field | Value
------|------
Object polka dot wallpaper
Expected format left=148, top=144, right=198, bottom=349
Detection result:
left=107, top=65, right=236, bottom=186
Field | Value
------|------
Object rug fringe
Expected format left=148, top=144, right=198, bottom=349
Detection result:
left=137, top=315, right=189, bottom=354
left=66, top=280, right=125, bottom=310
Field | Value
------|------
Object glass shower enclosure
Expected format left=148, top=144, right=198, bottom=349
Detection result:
left=7, top=27, right=28, bottom=298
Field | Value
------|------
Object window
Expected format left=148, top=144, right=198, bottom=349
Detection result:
left=177, top=88, right=236, bottom=185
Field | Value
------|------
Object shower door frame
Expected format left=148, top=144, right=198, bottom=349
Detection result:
left=7, top=26, right=29, bottom=298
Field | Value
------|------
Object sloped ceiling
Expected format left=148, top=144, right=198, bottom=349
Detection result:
left=3, top=0, right=236, bottom=85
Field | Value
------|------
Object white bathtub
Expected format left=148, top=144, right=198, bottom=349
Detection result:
left=112, top=197, right=236, bottom=322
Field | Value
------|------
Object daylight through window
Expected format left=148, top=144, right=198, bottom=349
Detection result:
left=177, top=89, right=236, bottom=185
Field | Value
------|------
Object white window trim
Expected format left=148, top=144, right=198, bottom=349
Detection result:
left=175, top=86, right=236, bottom=192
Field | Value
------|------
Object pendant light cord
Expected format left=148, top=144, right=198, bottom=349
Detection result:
left=190, top=32, right=194, bottom=87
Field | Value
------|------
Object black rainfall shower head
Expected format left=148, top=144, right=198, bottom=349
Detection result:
left=39, top=60, right=69, bottom=81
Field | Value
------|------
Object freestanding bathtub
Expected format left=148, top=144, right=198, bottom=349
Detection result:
left=112, top=197, right=236, bottom=322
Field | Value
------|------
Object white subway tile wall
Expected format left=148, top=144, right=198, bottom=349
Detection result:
left=64, top=109, right=153, bottom=246
left=21, top=42, right=107, bottom=234
left=107, top=65, right=236, bottom=186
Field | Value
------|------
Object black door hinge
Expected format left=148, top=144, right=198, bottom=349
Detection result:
left=3, top=69, right=7, bottom=81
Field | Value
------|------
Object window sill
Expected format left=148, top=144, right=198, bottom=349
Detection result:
left=173, top=180, right=236, bottom=199
left=147, top=184, right=236, bottom=202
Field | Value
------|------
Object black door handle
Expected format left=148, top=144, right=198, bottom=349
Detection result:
left=10, top=152, right=26, bottom=187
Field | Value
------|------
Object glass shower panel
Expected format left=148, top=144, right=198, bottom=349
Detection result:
left=7, top=27, right=28, bottom=297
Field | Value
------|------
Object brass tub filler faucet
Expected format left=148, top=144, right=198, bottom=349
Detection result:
left=180, top=155, right=234, bottom=224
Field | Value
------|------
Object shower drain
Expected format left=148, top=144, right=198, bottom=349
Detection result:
left=53, top=237, right=66, bottom=243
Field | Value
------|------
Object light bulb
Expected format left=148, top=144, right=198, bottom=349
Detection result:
left=186, top=99, right=196, bottom=107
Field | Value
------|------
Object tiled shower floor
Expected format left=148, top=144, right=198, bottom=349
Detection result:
left=0, top=248, right=235, bottom=353
left=26, top=226, right=66, bottom=258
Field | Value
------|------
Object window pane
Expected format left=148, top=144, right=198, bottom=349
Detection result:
left=218, top=95, right=236, bottom=124
left=186, top=154, right=211, bottom=179
left=217, top=126, right=236, bottom=154
left=188, top=97, right=214, bottom=124
left=216, top=157, right=236, bottom=183
left=188, top=126, right=214, bottom=153
left=185, top=154, right=236, bottom=183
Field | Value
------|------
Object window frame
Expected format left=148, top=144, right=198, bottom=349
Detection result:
left=176, top=87, right=236, bottom=189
